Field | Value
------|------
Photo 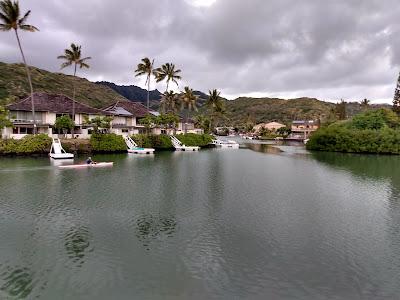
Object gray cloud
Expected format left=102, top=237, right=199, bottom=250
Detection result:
left=1, top=0, right=400, bottom=103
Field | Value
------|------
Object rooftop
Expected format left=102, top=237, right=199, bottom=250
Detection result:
left=7, top=93, right=112, bottom=115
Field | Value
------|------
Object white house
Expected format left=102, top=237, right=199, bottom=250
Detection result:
left=3, top=93, right=113, bottom=139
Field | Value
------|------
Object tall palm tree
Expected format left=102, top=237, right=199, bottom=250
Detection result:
left=206, top=89, right=223, bottom=132
left=135, top=57, right=155, bottom=110
left=180, top=86, right=198, bottom=133
left=57, top=43, right=91, bottom=137
left=160, top=90, right=180, bottom=114
left=360, top=98, right=370, bottom=110
left=0, top=0, right=38, bottom=133
left=155, top=63, right=181, bottom=92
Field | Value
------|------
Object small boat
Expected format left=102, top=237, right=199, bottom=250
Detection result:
left=49, top=138, right=74, bottom=159
left=58, top=162, right=114, bottom=169
left=303, top=138, right=310, bottom=144
left=212, top=139, right=240, bottom=149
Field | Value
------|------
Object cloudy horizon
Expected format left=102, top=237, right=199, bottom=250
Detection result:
left=1, top=0, right=400, bottom=103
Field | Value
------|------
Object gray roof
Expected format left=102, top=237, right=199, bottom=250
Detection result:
left=104, top=106, right=132, bottom=116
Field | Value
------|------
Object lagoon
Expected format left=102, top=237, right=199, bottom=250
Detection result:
left=0, top=143, right=399, bottom=299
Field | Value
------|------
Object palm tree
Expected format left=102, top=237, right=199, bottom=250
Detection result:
left=206, top=89, right=223, bottom=132
left=160, top=90, right=180, bottom=114
left=57, top=43, right=91, bottom=137
left=0, top=0, right=38, bottom=133
left=155, top=63, right=181, bottom=92
left=180, top=86, right=198, bottom=133
left=360, top=98, right=370, bottom=110
left=135, top=57, right=155, bottom=110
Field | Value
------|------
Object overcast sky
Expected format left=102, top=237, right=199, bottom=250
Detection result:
left=1, top=0, right=400, bottom=103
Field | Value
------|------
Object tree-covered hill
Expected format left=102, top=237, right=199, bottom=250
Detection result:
left=0, top=62, right=127, bottom=108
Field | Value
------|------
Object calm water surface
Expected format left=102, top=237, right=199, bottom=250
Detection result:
left=0, top=143, right=399, bottom=299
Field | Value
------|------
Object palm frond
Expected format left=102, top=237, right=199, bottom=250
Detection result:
left=79, top=62, right=90, bottom=69
left=60, top=61, right=72, bottom=69
left=19, top=24, right=38, bottom=32
left=0, top=23, right=11, bottom=30
left=17, top=9, right=30, bottom=25
left=0, top=11, right=10, bottom=24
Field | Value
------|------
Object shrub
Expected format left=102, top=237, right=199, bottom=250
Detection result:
left=90, top=133, right=126, bottom=152
left=176, top=133, right=213, bottom=146
left=0, top=134, right=52, bottom=154
left=132, top=134, right=173, bottom=150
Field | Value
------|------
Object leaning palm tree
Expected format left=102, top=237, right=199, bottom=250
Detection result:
left=206, top=89, right=223, bottom=132
left=135, top=57, right=155, bottom=110
left=180, top=86, right=198, bottom=133
left=154, top=63, right=181, bottom=92
left=57, top=43, right=91, bottom=137
left=160, top=90, right=180, bottom=114
left=0, top=0, right=38, bottom=133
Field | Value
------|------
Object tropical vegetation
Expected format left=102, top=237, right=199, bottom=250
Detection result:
left=54, top=115, right=74, bottom=135
left=0, top=0, right=38, bottom=132
left=90, top=133, right=126, bottom=152
left=58, top=43, right=91, bottom=136
left=180, top=86, right=198, bottom=133
left=0, top=134, right=51, bottom=154
left=154, top=63, right=181, bottom=92
left=306, top=109, right=400, bottom=154
left=135, top=57, right=155, bottom=110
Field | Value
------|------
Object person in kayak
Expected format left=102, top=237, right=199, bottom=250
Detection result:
left=86, top=157, right=95, bottom=164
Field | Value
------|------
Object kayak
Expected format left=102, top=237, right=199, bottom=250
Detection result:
left=58, top=162, right=114, bottom=169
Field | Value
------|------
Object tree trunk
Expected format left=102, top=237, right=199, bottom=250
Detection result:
left=185, top=110, right=188, bottom=134
left=72, top=63, right=77, bottom=138
left=147, top=75, right=150, bottom=110
left=166, top=80, right=169, bottom=93
left=15, top=29, right=36, bottom=134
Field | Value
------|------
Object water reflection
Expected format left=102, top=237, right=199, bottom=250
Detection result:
left=135, top=214, right=177, bottom=250
left=0, top=266, right=34, bottom=299
left=246, top=143, right=283, bottom=154
left=64, top=226, right=93, bottom=267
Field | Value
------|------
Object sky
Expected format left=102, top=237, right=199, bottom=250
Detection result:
left=1, top=0, right=400, bottom=103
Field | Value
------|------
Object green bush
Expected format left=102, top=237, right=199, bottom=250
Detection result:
left=132, top=134, right=173, bottom=150
left=0, top=134, right=52, bottom=154
left=176, top=133, right=213, bottom=146
left=90, top=133, right=126, bottom=152
left=306, top=121, right=400, bottom=154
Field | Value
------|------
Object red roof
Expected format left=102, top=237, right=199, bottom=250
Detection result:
left=103, top=101, right=154, bottom=118
left=7, top=93, right=112, bottom=115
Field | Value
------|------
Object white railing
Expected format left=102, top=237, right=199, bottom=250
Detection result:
left=170, top=136, right=183, bottom=148
left=123, top=135, right=138, bottom=149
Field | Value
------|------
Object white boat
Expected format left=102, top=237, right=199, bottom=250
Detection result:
left=49, top=138, right=74, bottom=159
left=303, top=138, right=310, bottom=144
left=58, top=162, right=114, bottom=169
left=124, top=136, right=155, bottom=154
left=212, top=139, right=240, bottom=149
left=170, top=136, right=200, bottom=151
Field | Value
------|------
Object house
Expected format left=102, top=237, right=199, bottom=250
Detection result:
left=253, top=122, right=286, bottom=133
left=290, top=120, right=319, bottom=139
left=3, top=93, right=112, bottom=139
left=102, top=101, right=150, bottom=135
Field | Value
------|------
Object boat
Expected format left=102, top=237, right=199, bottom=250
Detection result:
left=170, top=136, right=200, bottom=151
left=303, top=138, right=310, bottom=144
left=211, top=139, right=240, bottom=149
left=124, top=136, right=155, bottom=154
left=49, top=138, right=74, bottom=159
left=58, top=162, right=114, bottom=169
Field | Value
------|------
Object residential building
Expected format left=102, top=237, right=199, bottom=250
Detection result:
left=253, top=121, right=286, bottom=133
left=290, top=120, right=319, bottom=139
left=3, top=93, right=112, bottom=139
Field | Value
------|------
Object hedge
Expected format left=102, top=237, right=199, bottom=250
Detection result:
left=0, top=134, right=52, bottom=154
left=90, top=133, right=127, bottom=152
left=132, top=134, right=173, bottom=150
left=176, top=133, right=213, bottom=146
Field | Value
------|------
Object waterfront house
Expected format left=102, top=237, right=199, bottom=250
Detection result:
left=253, top=122, right=286, bottom=133
left=3, top=93, right=113, bottom=139
left=290, top=120, right=319, bottom=139
left=102, top=101, right=151, bottom=135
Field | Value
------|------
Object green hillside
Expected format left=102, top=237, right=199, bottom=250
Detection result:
left=223, top=97, right=334, bottom=125
left=0, top=62, right=127, bottom=108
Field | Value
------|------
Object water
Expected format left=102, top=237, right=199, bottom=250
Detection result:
left=0, top=144, right=399, bottom=299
